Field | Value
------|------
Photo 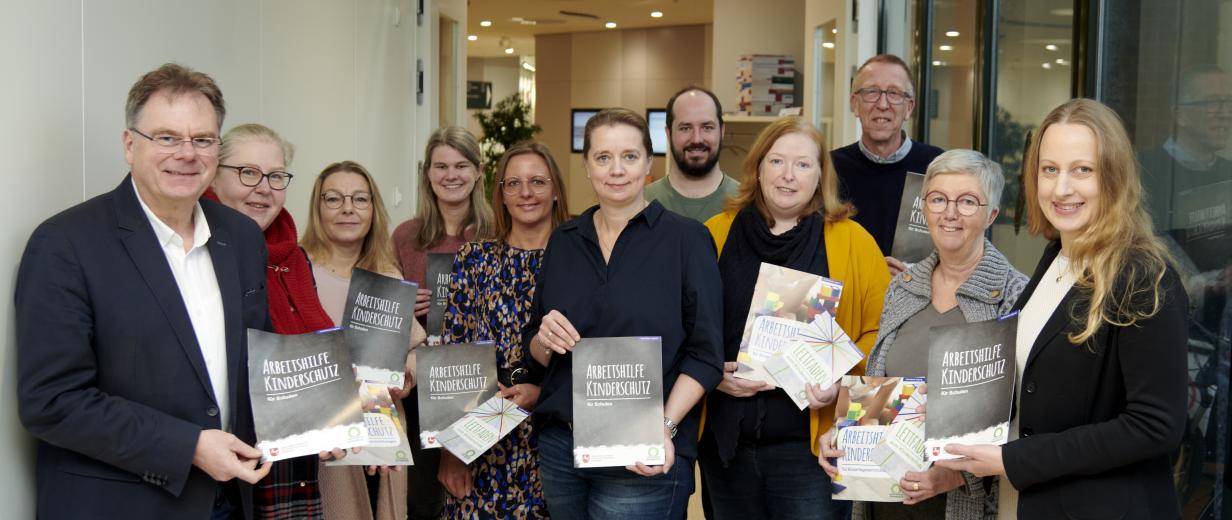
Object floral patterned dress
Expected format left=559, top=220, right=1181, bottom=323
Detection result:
left=441, top=240, right=549, bottom=519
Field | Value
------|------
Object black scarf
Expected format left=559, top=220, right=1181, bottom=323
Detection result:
left=709, top=206, right=828, bottom=463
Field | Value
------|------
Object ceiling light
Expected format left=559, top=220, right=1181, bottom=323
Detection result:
left=822, top=42, right=835, bottom=49
left=832, top=28, right=837, bottom=34
left=932, top=60, right=941, bottom=66
left=945, top=31, right=959, bottom=37
left=505, top=47, right=515, bottom=54
left=479, top=20, right=492, bottom=27
left=650, top=11, right=663, bottom=18
left=1056, top=58, right=1067, bottom=65
left=522, top=62, right=536, bottom=72
left=938, top=44, right=953, bottom=51
left=605, top=21, right=617, bottom=29
left=1045, top=44, right=1058, bottom=51
left=467, top=35, right=477, bottom=41
left=1042, top=63, right=1052, bottom=69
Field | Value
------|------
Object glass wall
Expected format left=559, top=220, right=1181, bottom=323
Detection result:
left=1098, top=1, right=1231, bottom=518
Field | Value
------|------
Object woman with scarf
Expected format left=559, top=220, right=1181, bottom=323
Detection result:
left=700, top=117, right=890, bottom=519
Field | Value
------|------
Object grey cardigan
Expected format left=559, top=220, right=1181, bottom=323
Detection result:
left=857, top=240, right=1027, bottom=520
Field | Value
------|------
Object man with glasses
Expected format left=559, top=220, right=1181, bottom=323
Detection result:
left=831, top=54, right=944, bottom=275
left=645, top=86, right=739, bottom=223
left=16, top=63, right=271, bottom=519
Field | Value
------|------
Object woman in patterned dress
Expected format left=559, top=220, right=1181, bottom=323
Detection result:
left=438, top=141, right=571, bottom=519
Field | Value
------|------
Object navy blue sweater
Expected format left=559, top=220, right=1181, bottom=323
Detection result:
left=830, top=141, right=944, bottom=256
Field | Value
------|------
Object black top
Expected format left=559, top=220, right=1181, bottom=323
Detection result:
left=830, top=141, right=944, bottom=255
left=522, top=201, right=725, bottom=460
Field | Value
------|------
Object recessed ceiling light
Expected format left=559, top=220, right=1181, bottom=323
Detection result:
left=1056, top=58, right=1067, bottom=65
left=1042, top=63, right=1052, bottom=69
left=650, top=11, right=663, bottom=18
left=938, top=45, right=953, bottom=51
left=467, top=35, right=477, bottom=41
left=479, top=20, right=492, bottom=27
left=945, top=30, right=959, bottom=37
left=932, top=60, right=941, bottom=66
left=1045, top=44, right=1058, bottom=51
left=831, top=28, right=837, bottom=34
left=505, top=47, right=515, bottom=54
left=605, top=21, right=617, bottom=29
left=822, top=42, right=835, bottom=49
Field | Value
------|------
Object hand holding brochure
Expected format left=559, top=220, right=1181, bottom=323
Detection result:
left=763, top=311, right=865, bottom=409
left=415, top=341, right=499, bottom=448
left=325, top=380, right=415, bottom=466
left=924, top=316, right=1016, bottom=460
left=736, top=263, right=843, bottom=382
left=572, top=337, right=665, bottom=468
left=436, top=394, right=530, bottom=464
left=249, top=328, right=368, bottom=462
left=343, top=268, right=418, bottom=386
left=831, top=376, right=927, bottom=502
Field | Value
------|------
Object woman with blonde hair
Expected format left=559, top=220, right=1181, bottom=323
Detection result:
left=302, top=160, right=423, bottom=520
left=699, top=117, right=889, bottom=519
left=937, top=98, right=1188, bottom=519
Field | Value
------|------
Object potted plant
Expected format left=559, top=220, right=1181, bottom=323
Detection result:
left=475, top=94, right=541, bottom=198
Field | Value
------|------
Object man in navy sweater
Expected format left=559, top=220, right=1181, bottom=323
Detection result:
left=831, top=54, right=943, bottom=275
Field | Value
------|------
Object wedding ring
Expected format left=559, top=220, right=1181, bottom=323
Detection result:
left=913, top=482, right=920, bottom=491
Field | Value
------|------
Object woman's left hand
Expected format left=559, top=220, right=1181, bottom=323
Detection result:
left=627, top=427, right=675, bottom=477
left=933, top=443, right=1006, bottom=478
left=498, top=383, right=540, bottom=410
left=900, top=465, right=965, bottom=504
left=804, top=383, right=839, bottom=410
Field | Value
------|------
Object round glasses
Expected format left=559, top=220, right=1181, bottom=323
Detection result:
left=924, top=191, right=988, bottom=216
left=129, top=128, right=221, bottom=155
left=499, top=176, right=552, bottom=195
left=855, top=88, right=912, bottom=105
left=219, top=165, right=293, bottom=190
left=321, top=190, right=372, bottom=209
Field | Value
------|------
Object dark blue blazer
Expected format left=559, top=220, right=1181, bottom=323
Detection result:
left=16, top=176, right=270, bottom=520
left=1002, top=240, right=1188, bottom=519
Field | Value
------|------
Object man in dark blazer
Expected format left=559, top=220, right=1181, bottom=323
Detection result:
left=16, top=63, right=272, bottom=519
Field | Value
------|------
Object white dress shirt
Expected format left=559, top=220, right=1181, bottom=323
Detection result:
left=133, top=181, right=230, bottom=431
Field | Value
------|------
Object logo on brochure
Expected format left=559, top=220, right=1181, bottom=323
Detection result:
left=391, top=373, right=400, bottom=383
left=582, top=453, right=590, bottom=464
left=931, top=446, right=941, bottom=456
left=269, top=447, right=280, bottom=457
left=348, top=426, right=362, bottom=440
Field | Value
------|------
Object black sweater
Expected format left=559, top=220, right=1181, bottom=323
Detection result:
left=830, top=141, right=944, bottom=255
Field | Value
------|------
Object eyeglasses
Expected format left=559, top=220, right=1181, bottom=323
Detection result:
left=219, top=165, right=294, bottom=190
left=855, top=88, right=912, bottom=105
left=321, top=190, right=373, bottom=209
left=499, top=176, right=552, bottom=195
left=129, top=128, right=221, bottom=155
left=924, top=191, right=987, bottom=216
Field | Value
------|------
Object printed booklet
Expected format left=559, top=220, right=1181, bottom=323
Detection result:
left=831, top=376, right=927, bottom=502
left=572, top=337, right=665, bottom=468
left=763, top=310, right=865, bottom=409
left=249, top=328, right=368, bottom=462
left=736, top=262, right=844, bottom=383
left=324, top=380, right=414, bottom=467
left=437, top=394, right=530, bottom=464
left=424, top=253, right=455, bottom=342
left=415, top=341, right=498, bottom=448
left=343, top=268, right=418, bottom=387
left=925, top=315, right=1017, bottom=460
left=889, top=172, right=932, bottom=264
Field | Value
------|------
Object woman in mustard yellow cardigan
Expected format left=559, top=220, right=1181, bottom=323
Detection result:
left=699, top=117, right=889, bottom=520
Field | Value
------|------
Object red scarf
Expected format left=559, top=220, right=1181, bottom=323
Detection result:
left=203, top=190, right=334, bottom=334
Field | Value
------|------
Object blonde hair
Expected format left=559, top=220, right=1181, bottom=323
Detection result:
left=300, top=160, right=399, bottom=274
left=725, top=117, right=853, bottom=223
left=220, top=124, right=295, bottom=166
left=1023, top=98, right=1172, bottom=344
left=413, top=127, right=494, bottom=248
left=491, top=141, right=572, bottom=238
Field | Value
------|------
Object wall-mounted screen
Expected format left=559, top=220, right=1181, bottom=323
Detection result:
left=571, top=109, right=601, bottom=153
left=646, top=109, right=667, bottom=156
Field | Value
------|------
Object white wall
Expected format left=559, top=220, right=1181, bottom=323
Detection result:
left=0, top=1, right=434, bottom=516
left=711, top=0, right=806, bottom=113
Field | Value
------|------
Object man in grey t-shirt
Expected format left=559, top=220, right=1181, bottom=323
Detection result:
left=644, top=86, right=739, bottom=223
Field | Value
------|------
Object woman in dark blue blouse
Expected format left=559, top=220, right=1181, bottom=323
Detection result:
left=520, top=108, right=725, bottom=519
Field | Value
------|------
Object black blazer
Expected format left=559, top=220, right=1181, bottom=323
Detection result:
left=16, top=177, right=270, bottom=520
left=1002, top=241, right=1188, bottom=519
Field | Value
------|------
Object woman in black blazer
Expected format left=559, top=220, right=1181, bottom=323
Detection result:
left=936, top=98, right=1189, bottom=519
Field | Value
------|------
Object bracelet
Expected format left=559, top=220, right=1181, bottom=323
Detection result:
left=663, top=417, right=678, bottom=439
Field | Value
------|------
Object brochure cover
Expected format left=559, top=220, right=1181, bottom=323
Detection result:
left=424, top=253, right=455, bottom=340
left=889, top=172, right=932, bottom=264
left=436, top=394, right=530, bottom=464
left=831, top=376, right=926, bottom=502
left=415, top=341, right=498, bottom=449
left=343, top=268, right=418, bottom=387
left=736, top=262, right=844, bottom=382
left=572, top=337, right=665, bottom=468
left=763, top=311, right=865, bottom=409
left=249, top=328, right=368, bottom=462
left=324, top=380, right=414, bottom=467
left=871, top=417, right=929, bottom=482
left=925, top=316, right=1017, bottom=461
left=1170, top=179, right=1230, bottom=272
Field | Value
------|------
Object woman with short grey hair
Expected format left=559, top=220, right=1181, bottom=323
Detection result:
left=819, top=148, right=1027, bottom=519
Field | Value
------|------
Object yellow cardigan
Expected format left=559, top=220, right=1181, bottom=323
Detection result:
left=704, top=211, right=890, bottom=455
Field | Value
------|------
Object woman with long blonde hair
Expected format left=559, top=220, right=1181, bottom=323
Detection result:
left=936, top=98, right=1188, bottom=519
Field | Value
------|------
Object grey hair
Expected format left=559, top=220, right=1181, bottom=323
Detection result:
left=220, top=123, right=295, bottom=166
left=922, top=148, right=1005, bottom=210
